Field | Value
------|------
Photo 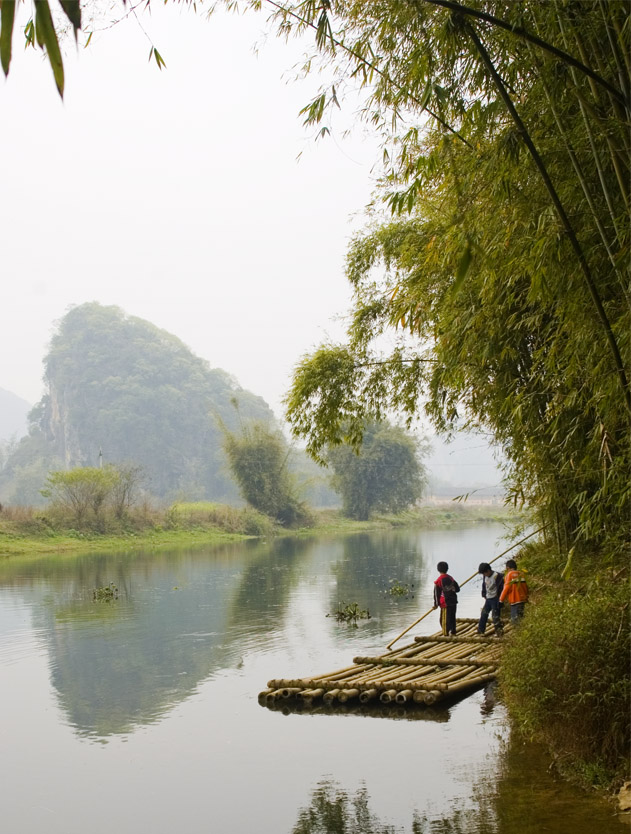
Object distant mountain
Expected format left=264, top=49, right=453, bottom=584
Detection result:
left=0, top=388, right=31, bottom=441
left=1, top=303, right=275, bottom=503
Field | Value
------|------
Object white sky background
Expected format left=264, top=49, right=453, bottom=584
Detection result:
left=1, top=1, right=378, bottom=417
left=0, top=1, right=502, bottom=487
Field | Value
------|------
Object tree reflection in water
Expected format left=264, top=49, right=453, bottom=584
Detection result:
left=291, top=780, right=492, bottom=834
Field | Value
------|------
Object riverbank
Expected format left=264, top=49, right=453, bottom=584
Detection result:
left=499, top=538, right=630, bottom=796
left=0, top=501, right=519, bottom=557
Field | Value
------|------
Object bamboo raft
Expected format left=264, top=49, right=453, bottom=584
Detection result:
left=259, top=618, right=509, bottom=710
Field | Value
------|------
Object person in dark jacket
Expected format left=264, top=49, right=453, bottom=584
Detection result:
left=433, top=561, right=461, bottom=636
left=477, top=562, right=504, bottom=635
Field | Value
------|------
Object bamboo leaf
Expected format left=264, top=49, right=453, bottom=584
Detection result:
left=0, top=0, right=16, bottom=76
left=23, top=19, right=34, bottom=49
left=152, top=48, right=166, bottom=70
left=59, top=1, right=81, bottom=37
left=451, top=244, right=472, bottom=295
left=34, top=1, right=64, bottom=97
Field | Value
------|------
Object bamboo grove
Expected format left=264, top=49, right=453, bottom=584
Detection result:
left=276, top=0, right=630, bottom=566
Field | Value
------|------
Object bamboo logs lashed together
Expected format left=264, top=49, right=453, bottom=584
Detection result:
left=260, top=620, right=510, bottom=708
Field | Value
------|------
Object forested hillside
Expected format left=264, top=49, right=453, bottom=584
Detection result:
left=0, top=303, right=275, bottom=503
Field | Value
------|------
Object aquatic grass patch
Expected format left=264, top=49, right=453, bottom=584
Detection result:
left=328, top=602, right=371, bottom=624
left=92, top=583, right=119, bottom=602
left=386, top=579, right=414, bottom=598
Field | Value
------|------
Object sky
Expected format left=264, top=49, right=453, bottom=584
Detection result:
left=1, top=1, right=377, bottom=417
left=1, top=1, right=502, bottom=487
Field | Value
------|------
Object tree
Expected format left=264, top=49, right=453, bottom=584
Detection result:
left=327, top=420, right=426, bottom=520
left=222, top=419, right=312, bottom=527
left=41, top=466, right=119, bottom=524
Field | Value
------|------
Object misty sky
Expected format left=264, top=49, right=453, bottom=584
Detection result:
left=1, top=2, right=502, bottom=487
left=2, top=2, right=377, bottom=417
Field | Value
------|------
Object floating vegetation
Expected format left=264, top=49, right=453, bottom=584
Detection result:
left=386, top=579, right=414, bottom=598
left=92, top=583, right=119, bottom=602
left=328, top=602, right=371, bottom=624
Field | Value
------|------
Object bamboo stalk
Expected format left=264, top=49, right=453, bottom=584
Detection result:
left=297, top=688, right=324, bottom=703
left=323, top=689, right=340, bottom=704
left=359, top=688, right=379, bottom=704
left=278, top=686, right=300, bottom=698
left=338, top=688, right=360, bottom=703
left=379, top=689, right=398, bottom=703
left=422, top=690, right=442, bottom=705
left=395, top=689, right=414, bottom=704
left=353, top=656, right=496, bottom=669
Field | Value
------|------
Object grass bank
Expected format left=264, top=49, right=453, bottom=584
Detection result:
left=0, top=500, right=517, bottom=557
left=499, top=539, right=630, bottom=794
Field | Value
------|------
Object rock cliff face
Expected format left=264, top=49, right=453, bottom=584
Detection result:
left=47, top=383, right=83, bottom=468
left=28, top=302, right=276, bottom=500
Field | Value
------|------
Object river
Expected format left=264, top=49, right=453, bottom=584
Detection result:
left=0, top=523, right=625, bottom=833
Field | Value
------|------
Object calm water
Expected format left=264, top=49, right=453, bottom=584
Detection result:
left=0, top=524, right=625, bottom=834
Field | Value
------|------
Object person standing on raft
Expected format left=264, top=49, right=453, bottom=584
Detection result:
left=477, top=562, right=504, bottom=635
left=499, top=558, right=529, bottom=623
left=433, top=561, right=461, bottom=636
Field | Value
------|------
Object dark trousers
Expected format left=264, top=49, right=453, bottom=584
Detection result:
left=440, top=605, right=457, bottom=635
left=478, top=597, right=501, bottom=634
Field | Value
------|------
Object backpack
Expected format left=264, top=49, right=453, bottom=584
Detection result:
left=441, top=574, right=459, bottom=605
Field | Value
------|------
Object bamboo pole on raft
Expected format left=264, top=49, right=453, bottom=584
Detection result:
left=386, top=527, right=544, bottom=650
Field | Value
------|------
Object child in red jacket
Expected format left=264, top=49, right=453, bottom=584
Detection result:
left=433, top=561, right=461, bottom=636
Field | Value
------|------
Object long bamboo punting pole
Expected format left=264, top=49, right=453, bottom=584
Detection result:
left=386, top=527, right=544, bottom=650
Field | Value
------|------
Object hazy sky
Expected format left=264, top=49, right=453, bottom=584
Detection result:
left=1, top=2, right=502, bottom=486
left=2, top=2, right=378, bottom=417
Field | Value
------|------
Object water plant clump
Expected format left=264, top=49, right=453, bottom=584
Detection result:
left=328, top=602, right=371, bottom=624
left=386, top=579, right=414, bottom=598
left=93, top=583, right=119, bottom=602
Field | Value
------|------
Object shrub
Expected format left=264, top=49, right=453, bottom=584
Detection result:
left=500, top=577, right=630, bottom=786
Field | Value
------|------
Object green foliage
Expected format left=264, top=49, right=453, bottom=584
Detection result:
left=280, top=1, right=630, bottom=563
left=387, top=579, right=413, bottom=598
left=42, top=466, right=120, bottom=525
left=41, top=463, right=145, bottom=527
left=328, top=601, right=371, bottom=624
left=92, top=583, right=118, bottom=602
left=166, top=501, right=275, bottom=537
left=7, top=302, right=274, bottom=503
left=222, top=420, right=313, bottom=528
left=326, top=420, right=426, bottom=520
left=500, top=576, right=631, bottom=785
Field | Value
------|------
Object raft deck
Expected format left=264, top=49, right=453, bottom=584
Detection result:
left=259, top=618, right=508, bottom=709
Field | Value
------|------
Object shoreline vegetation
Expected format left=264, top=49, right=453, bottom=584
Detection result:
left=0, top=500, right=518, bottom=557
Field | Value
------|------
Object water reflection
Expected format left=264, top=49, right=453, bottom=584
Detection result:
left=0, top=533, right=435, bottom=739
left=0, top=526, right=627, bottom=834
left=263, top=699, right=450, bottom=723
left=290, top=780, right=498, bottom=834
left=292, top=782, right=402, bottom=834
